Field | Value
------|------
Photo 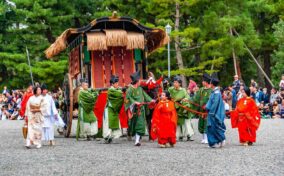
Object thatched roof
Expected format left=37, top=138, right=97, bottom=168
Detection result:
left=45, top=15, right=169, bottom=58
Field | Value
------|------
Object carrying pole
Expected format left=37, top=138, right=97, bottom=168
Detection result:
left=233, top=29, right=274, bottom=87
left=26, top=46, right=34, bottom=86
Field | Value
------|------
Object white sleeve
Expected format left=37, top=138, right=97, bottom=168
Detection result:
left=50, top=98, right=58, bottom=115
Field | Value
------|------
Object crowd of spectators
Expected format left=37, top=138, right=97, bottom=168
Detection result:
left=0, top=86, right=24, bottom=120
left=0, top=85, right=63, bottom=120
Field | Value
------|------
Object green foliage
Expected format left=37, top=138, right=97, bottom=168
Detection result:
left=1, top=0, right=284, bottom=90
left=272, top=20, right=284, bottom=86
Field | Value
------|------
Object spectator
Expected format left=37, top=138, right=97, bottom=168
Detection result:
left=276, top=88, right=284, bottom=104
left=228, top=85, right=237, bottom=109
left=187, top=78, right=197, bottom=95
left=279, top=99, right=284, bottom=118
left=2, top=86, right=8, bottom=94
left=255, top=87, right=264, bottom=105
left=0, top=105, right=9, bottom=120
left=250, top=79, right=258, bottom=88
left=232, top=75, right=241, bottom=93
left=262, top=88, right=270, bottom=104
left=270, top=88, right=279, bottom=104
left=279, top=74, right=284, bottom=90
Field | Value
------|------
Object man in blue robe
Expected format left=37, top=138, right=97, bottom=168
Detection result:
left=206, top=73, right=226, bottom=148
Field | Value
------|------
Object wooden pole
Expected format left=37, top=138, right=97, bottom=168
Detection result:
left=233, top=29, right=275, bottom=87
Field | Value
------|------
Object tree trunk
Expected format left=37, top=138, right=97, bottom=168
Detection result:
left=230, top=28, right=242, bottom=80
left=256, top=12, right=266, bottom=88
left=175, top=2, right=187, bottom=87
left=45, top=28, right=55, bottom=43
left=74, top=17, right=81, bottom=28
left=264, top=51, right=272, bottom=90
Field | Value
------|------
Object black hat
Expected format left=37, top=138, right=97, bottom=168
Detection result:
left=202, top=73, right=211, bottom=83
left=210, top=73, right=219, bottom=86
left=244, top=86, right=251, bottom=97
left=41, top=83, right=47, bottom=90
left=110, top=75, right=119, bottom=84
left=130, top=71, right=140, bottom=84
left=173, top=75, right=182, bottom=85
left=164, top=90, right=171, bottom=99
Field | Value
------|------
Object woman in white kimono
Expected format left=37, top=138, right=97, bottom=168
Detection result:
left=41, top=84, right=59, bottom=146
left=25, top=86, right=44, bottom=149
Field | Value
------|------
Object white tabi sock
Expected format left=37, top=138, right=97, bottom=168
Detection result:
left=135, top=134, right=140, bottom=144
left=204, top=133, right=208, bottom=144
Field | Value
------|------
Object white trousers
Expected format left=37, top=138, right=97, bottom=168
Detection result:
left=103, top=109, right=122, bottom=139
left=80, top=121, right=98, bottom=138
left=176, top=119, right=194, bottom=138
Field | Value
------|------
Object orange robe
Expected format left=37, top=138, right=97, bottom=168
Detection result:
left=20, top=92, right=33, bottom=122
left=230, top=97, right=261, bottom=143
left=151, top=100, right=177, bottom=145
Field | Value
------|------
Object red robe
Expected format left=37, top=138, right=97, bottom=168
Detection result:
left=19, top=92, right=33, bottom=122
left=151, top=100, right=177, bottom=144
left=230, top=97, right=261, bottom=143
left=93, top=92, right=128, bottom=129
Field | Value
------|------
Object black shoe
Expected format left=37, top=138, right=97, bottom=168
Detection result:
left=104, top=137, right=112, bottom=144
left=248, top=142, right=253, bottom=146
left=135, top=143, right=141, bottom=146
left=179, top=137, right=183, bottom=141
left=187, top=136, right=194, bottom=141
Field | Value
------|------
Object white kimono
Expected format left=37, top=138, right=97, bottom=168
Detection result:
left=41, top=94, right=58, bottom=141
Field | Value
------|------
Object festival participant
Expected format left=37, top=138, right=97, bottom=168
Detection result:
left=151, top=91, right=177, bottom=148
left=20, top=84, right=34, bottom=124
left=189, top=73, right=211, bottom=144
left=76, top=80, right=99, bottom=141
left=168, top=76, right=194, bottom=142
left=25, top=86, right=44, bottom=149
left=140, top=71, right=163, bottom=140
left=125, top=71, right=154, bottom=146
left=230, top=87, right=261, bottom=146
left=205, top=74, right=226, bottom=148
left=41, top=84, right=59, bottom=146
left=103, top=75, right=124, bottom=143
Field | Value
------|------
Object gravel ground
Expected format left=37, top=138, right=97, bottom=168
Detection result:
left=0, top=119, right=283, bottom=176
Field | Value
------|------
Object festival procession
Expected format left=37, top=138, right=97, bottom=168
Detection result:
left=1, top=1, right=284, bottom=175
left=12, top=12, right=264, bottom=149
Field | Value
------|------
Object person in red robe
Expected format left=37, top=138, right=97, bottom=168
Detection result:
left=151, top=91, right=177, bottom=148
left=20, top=84, right=34, bottom=124
left=230, top=87, right=261, bottom=146
left=140, top=72, right=163, bottom=140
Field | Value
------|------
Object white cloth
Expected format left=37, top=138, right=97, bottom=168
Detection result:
left=80, top=121, right=98, bottom=138
left=41, top=94, right=58, bottom=141
left=176, top=119, right=194, bottom=138
left=103, top=107, right=122, bottom=139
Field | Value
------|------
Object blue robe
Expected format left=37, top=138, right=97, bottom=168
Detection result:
left=206, top=87, right=226, bottom=147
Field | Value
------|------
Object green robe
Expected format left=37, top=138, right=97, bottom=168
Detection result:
left=125, top=86, right=152, bottom=136
left=190, top=87, right=212, bottom=133
left=76, top=88, right=99, bottom=139
left=106, top=87, right=124, bottom=130
left=168, top=86, right=191, bottom=126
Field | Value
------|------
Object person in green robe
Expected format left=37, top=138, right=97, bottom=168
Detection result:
left=189, top=73, right=212, bottom=144
left=168, top=76, right=194, bottom=141
left=103, top=75, right=124, bottom=143
left=125, top=71, right=154, bottom=146
left=76, top=80, right=99, bottom=141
